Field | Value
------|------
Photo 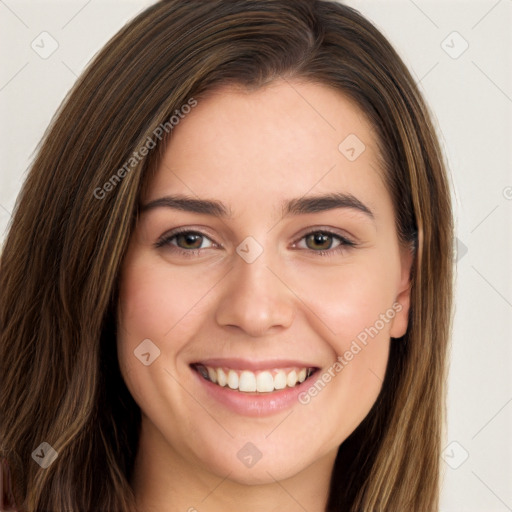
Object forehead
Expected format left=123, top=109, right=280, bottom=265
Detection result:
left=144, top=80, right=389, bottom=220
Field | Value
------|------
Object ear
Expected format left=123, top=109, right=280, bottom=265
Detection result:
left=389, top=245, right=415, bottom=339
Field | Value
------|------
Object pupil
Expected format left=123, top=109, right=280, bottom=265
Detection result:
left=308, top=233, right=331, bottom=250
left=179, top=233, right=202, bottom=249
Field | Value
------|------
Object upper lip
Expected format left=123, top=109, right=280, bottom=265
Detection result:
left=191, top=358, right=319, bottom=371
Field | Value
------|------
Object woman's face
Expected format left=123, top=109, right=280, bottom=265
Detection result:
left=117, top=80, right=413, bottom=485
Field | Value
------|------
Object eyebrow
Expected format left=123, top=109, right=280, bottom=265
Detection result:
left=140, top=192, right=374, bottom=220
left=283, top=193, right=374, bottom=219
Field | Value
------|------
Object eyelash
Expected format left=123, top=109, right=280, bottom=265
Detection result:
left=155, top=227, right=357, bottom=258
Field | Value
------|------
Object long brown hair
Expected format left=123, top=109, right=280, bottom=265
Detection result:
left=0, top=1, right=453, bottom=510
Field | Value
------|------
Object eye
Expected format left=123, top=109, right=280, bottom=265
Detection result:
left=155, top=227, right=356, bottom=258
left=155, top=229, right=217, bottom=254
left=293, top=230, right=356, bottom=256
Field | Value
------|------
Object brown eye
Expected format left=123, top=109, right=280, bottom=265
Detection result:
left=155, top=230, right=216, bottom=252
left=175, top=233, right=204, bottom=250
left=293, top=229, right=356, bottom=256
left=305, top=232, right=335, bottom=251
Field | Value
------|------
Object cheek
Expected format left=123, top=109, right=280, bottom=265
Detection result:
left=116, top=251, right=225, bottom=401
left=289, top=255, right=398, bottom=345
left=117, top=254, right=220, bottom=344
left=115, top=255, right=208, bottom=424
left=287, top=255, right=396, bottom=425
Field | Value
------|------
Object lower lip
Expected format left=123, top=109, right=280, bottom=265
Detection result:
left=192, top=368, right=319, bottom=417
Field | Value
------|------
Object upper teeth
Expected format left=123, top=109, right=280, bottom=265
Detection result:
left=197, top=365, right=312, bottom=393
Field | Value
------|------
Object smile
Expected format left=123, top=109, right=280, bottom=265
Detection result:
left=192, top=364, right=317, bottom=393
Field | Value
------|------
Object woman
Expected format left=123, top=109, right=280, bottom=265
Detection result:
left=0, top=0, right=454, bottom=510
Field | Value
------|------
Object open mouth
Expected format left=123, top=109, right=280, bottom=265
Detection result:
left=191, top=363, right=318, bottom=393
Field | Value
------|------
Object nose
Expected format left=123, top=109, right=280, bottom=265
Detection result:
left=214, top=250, right=295, bottom=337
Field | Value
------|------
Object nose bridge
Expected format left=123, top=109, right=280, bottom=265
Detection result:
left=236, top=248, right=279, bottom=301
left=214, top=240, right=294, bottom=335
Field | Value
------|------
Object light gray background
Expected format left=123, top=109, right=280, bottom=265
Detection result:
left=1, top=1, right=511, bottom=510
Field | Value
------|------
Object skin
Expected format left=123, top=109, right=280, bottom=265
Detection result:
left=117, top=79, right=413, bottom=512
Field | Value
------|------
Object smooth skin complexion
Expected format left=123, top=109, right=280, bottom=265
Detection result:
left=117, top=80, right=413, bottom=512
